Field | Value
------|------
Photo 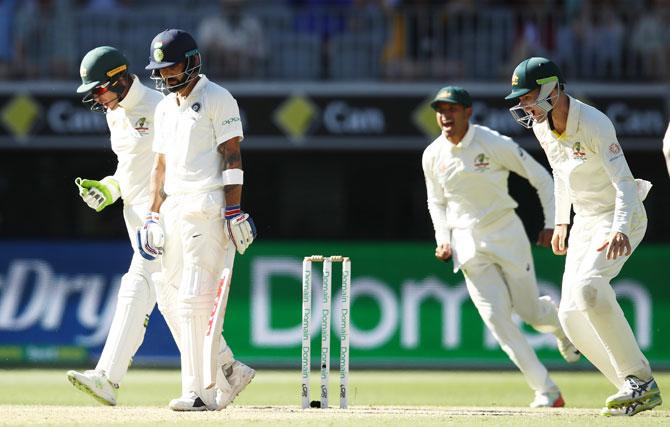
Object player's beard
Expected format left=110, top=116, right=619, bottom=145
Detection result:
left=166, top=74, right=188, bottom=93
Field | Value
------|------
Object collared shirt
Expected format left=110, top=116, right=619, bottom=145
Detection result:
left=153, top=75, right=244, bottom=196
left=106, top=75, right=163, bottom=205
left=422, top=123, right=554, bottom=245
left=533, top=95, right=641, bottom=235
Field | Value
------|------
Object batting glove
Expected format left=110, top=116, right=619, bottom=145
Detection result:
left=75, top=176, right=121, bottom=212
left=224, top=205, right=257, bottom=255
left=136, top=212, right=164, bottom=261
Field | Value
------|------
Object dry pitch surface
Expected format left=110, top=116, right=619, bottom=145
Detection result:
left=1, top=370, right=669, bottom=426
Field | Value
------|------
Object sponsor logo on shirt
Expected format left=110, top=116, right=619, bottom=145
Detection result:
left=474, top=153, right=490, bottom=172
left=608, top=143, right=623, bottom=162
left=134, top=117, right=149, bottom=135
left=223, top=116, right=241, bottom=126
left=572, top=141, right=586, bottom=160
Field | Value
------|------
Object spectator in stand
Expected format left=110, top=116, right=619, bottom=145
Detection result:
left=630, top=0, right=668, bottom=81
left=197, top=0, right=266, bottom=79
left=0, top=0, right=18, bottom=79
left=13, top=0, right=75, bottom=79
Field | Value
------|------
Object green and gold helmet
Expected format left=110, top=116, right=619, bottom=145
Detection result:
left=77, top=46, right=129, bottom=112
left=505, top=57, right=564, bottom=128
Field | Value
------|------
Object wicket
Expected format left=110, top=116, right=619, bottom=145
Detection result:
left=301, top=255, right=351, bottom=409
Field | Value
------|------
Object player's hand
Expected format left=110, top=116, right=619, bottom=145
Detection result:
left=551, top=224, right=568, bottom=255
left=536, top=228, right=553, bottom=248
left=224, top=205, right=257, bottom=255
left=75, top=176, right=121, bottom=212
left=597, top=231, right=631, bottom=260
left=435, top=243, right=452, bottom=262
left=136, top=212, right=164, bottom=260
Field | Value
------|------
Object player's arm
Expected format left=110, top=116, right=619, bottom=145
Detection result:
left=492, top=138, right=555, bottom=248
left=136, top=153, right=166, bottom=261
left=663, top=122, right=670, bottom=177
left=422, top=149, right=451, bottom=261
left=218, top=136, right=256, bottom=255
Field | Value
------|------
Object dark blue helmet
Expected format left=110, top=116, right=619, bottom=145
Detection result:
left=146, top=29, right=201, bottom=93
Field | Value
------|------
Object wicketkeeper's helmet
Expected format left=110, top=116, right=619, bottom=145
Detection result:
left=77, top=46, right=129, bottom=112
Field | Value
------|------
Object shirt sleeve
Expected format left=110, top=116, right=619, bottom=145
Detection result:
left=663, top=122, right=670, bottom=177
left=492, top=137, right=555, bottom=229
left=553, top=170, right=572, bottom=225
left=211, top=89, right=244, bottom=146
left=422, top=147, right=450, bottom=245
left=594, top=119, right=638, bottom=235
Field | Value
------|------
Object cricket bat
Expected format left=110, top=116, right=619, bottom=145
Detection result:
left=203, top=243, right=236, bottom=389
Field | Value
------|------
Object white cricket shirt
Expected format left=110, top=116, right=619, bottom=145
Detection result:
left=533, top=96, right=642, bottom=235
left=106, top=75, right=163, bottom=206
left=153, top=75, right=244, bottom=196
left=422, top=123, right=555, bottom=246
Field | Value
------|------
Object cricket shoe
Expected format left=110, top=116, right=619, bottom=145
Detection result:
left=169, top=391, right=209, bottom=411
left=530, top=391, right=565, bottom=408
left=66, top=369, right=118, bottom=406
left=556, top=336, right=581, bottom=363
left=606, top=376, right=661, bottom=409
left=601, top=393, right=662, bottom=416
left=215, top=361, right=256, bottom=409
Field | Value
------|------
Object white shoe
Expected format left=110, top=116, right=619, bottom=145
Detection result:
left=215, top=361, right=256, bottom=409
left=530, top=391, right=565, bottom=408
left=606, top=376, right=661, bottom=409
left=556, top=336, right=581, bottom=363
left=66, top=369, right=118, bottom=406
left=169, top=391, right=208, bottom=411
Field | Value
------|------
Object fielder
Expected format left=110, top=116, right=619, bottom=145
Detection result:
left=506, top=57, right=661, bottom=416
left=138, top=29, right=256, bottom=411
left=422, top=86, right=580, bottom=408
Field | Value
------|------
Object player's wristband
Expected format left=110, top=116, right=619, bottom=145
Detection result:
left=222, top=169, right=244, bottom=185
left=224, top=205, right=241, bottom=220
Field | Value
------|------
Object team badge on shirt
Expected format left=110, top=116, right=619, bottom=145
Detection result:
left=192, top=102, right=201, bottom=112
left=474, top=153, right=490, bottom=172
left=134, top=117, right=149, bottom=135
left=572, top=142, right=586, bottom=160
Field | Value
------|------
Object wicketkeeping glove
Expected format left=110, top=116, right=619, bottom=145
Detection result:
left=136, top=212, right=164, bottom=261
left=75, top=176, right=121, bottom=212
left=224, top=205, right=257, bottom=255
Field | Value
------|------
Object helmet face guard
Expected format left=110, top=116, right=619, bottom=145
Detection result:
left=150, top=51, right=201, bottom=94
left=509, top=78, right=560, bottom=129
left=81, top=73, right=128, bottom=113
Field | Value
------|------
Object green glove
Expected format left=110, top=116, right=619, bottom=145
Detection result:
left=75, top=176, right=121, bottom=212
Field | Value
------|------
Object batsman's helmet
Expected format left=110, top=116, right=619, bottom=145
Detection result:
left=145, top=29, right=201, bottom=93
left=505, top=57, right=565, bottom=128
left=77, top=46, right=129, bottom=112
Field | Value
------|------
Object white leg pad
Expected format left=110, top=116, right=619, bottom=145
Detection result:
left=96, top=271, right=155, bottom=385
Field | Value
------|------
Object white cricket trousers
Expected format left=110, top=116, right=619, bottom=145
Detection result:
left=459, top=213, right=562, bottom=394
left=161, top=190, right=234, bottom=403
left=558, top=205, right=651, bottom=387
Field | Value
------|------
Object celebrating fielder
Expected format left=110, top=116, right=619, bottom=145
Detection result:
left=138, top=29, right=256, bottom=411
left=67, top=46, right=180, bottom=405
left=505, top=57, right=661, bottom=416
left=422, top=86, right=580, bottom=408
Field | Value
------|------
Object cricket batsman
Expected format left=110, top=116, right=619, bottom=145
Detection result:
left=506, top=56, right=662, bottom=416
left=138, top=29, right=256, bottom=411
left=422, top=86, right=580, bottom=408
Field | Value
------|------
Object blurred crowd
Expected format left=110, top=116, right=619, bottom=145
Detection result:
left=0, top=0, right=668, bottom=82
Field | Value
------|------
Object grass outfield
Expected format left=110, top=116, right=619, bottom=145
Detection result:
left=1, top=369, right=668, bottom=426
